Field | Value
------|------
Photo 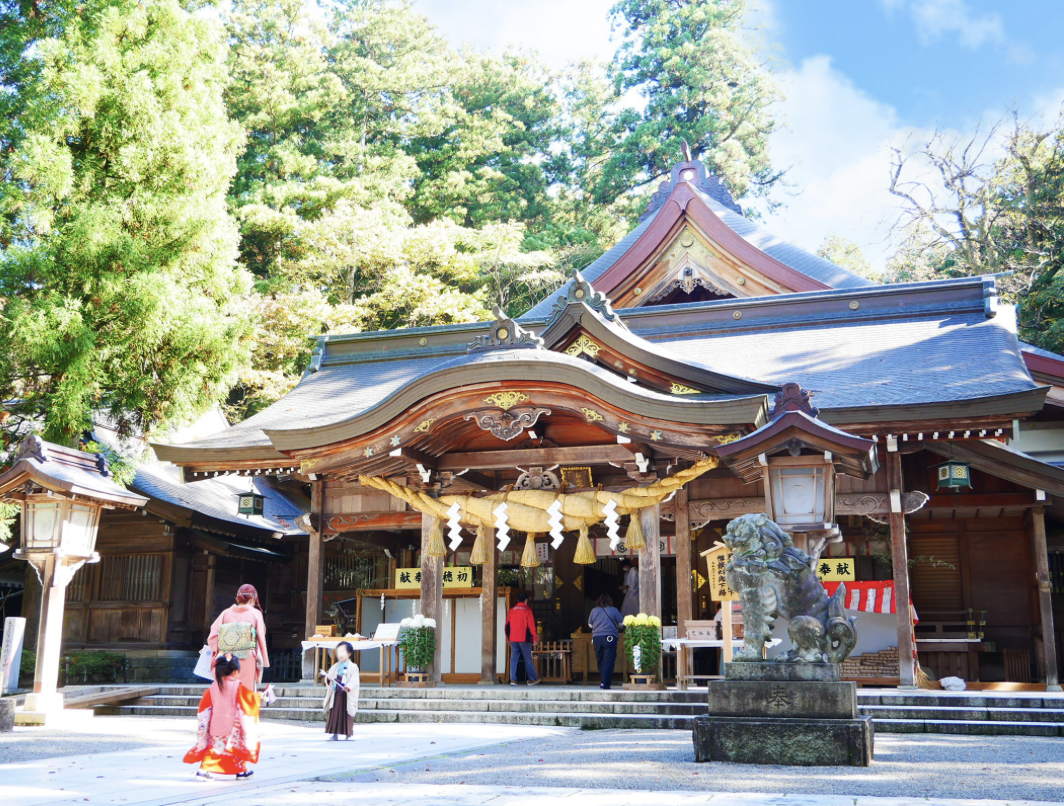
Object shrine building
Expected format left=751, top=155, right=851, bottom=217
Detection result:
left=123, top=155, right=1064, bottom=690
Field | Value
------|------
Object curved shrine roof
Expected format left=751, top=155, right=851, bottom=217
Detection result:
left=152, top=276, right=1045, bottom=467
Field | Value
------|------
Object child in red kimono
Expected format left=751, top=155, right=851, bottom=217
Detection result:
left=183, top=653, right=261, bottom=780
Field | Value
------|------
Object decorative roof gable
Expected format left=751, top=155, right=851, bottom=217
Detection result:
left=468, top=307, right=544, bottom=353
left=539, top=273, right=777, bottom=397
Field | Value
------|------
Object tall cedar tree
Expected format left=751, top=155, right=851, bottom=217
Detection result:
left=0, top=0, right=252, bottom=444
left=578, top=0, right=781, bottom=207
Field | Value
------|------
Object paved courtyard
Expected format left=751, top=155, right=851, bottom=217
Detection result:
left=1, top=715, right=1062, bottom=806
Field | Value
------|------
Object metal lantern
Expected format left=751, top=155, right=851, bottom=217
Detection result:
left=933, top=459, right=972, bottom=490
left=764, top=454, right=836, bottom=531
left=237, top=491, right=265, bottom=517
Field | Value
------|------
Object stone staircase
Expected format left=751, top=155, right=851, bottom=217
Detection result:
left=96, top=684, right=1064, bottom=736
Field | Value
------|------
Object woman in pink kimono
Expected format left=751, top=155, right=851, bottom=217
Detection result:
left=209, top=584, right=269, bottom=691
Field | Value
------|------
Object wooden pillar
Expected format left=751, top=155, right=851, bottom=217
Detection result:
left=675, top=488, right=693, bottom=637
left=638, top=503, right=662, bottom=618
left=1030, top=506, right=1061, bottom=691
left=479, top=525, right=498, bottom=684
left=887, top=451, right=917, bottom=689
left=420, top=514, right=444, bottom=683
left=202, top=554, right=217, bottom=639
left=302, top=481, right=324, bottom=680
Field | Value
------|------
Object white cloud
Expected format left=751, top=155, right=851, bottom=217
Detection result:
left=880, top=0, right=1033, bottom=63
left=413, top=0, right=616, bottom=70
left=759, top=56, right=921, bottom=272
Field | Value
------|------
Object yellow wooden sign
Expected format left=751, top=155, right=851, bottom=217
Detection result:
left=700, top=544, right=738, bottom=602
left=815, top=558, right=856, bottom=582
left=395, top=567, right=474, bottom=589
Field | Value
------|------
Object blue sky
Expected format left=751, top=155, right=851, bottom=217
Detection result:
left=414, top=0, right=1064, bottom=269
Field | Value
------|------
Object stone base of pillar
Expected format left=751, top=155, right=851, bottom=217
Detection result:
left=15, top=694, right=94, bottom=727
left=23, top=691, right=64, bottom=712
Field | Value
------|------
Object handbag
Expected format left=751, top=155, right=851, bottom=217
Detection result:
left=217, top=621, right=257, bottom=659
left=193, top=645, right=214, bottom=680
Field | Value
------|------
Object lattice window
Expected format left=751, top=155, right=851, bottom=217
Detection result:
left=98, top=555, right=164, bottom=602
left=324, top=554, right=386, bottom=591
left=65, top=565, right=89, bottom=602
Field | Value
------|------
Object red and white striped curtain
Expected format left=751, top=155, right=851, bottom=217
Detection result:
left=821, top=580, right=918, bottom=622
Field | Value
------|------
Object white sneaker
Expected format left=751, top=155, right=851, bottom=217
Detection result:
left=195, top=771, right=213, bottom=781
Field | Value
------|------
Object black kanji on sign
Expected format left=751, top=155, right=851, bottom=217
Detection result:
left=399, top=572, right=411, bottom=583
left=819, top=563, right=831, bottom=576
left=836, top=563, right=849, bottom=575
left=443, top=570, right=453, bottom=582
left=458, top=571, right=469, bottom=582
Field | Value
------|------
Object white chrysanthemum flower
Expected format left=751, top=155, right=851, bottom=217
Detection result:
left=424, top=618, right=436, bottom=629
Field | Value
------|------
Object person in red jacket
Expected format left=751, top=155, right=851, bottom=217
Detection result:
left=505, top=592, right=541, bottom=686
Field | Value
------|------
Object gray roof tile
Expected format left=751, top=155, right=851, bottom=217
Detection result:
left=656, top=312, right=1035, bottom=410
left=132, top=465, right=306, bottom=535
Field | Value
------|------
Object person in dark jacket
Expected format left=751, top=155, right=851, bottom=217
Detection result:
left=588, top=593, right=623, bottom=689
left=505, top=592, right=540, bottom=686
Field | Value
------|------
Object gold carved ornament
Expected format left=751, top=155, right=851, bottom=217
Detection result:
left=670, top=383, right=700, bottom=395
left=413, top=418, right=436, bottom=434
left=564, top=334, right=601, bottom=360
left=483, top=391, right=528, bottom=411
left=581, top=408, right=605, bottom=423
left=359, top=458, right=719, bottom=550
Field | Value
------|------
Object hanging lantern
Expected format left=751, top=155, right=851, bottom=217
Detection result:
left=236, top=491, right=265, bottom=517
left=933, top=458, right=972, bottom=490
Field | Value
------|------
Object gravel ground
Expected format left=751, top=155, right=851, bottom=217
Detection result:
left=330, top=729, right=1064, bottom=802
left=0, top=715, right=324, bottom=764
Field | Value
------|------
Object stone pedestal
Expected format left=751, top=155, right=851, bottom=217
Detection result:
left=692, top=663, right=874, bottom=767
left=0, top=697, right=14, bottom=732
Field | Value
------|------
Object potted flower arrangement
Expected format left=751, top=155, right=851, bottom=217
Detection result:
left=398, top=614, right=437, bottom=686
left=623, top=613, right=664, bottom=689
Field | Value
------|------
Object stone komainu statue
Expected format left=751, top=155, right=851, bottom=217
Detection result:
left=723, top=513, right=857, bottom=664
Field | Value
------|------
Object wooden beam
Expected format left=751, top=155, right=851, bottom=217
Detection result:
left=674, top=488, right=693, bottom=638
left=438, top=445, right=635, bottom=471
left=389, top=446, right=437, bottom=469
left=1030, top=506, right=1061, bottom=691
left=686, top=492, right=939, bottom=522
left=479, top=525, right=498, bottom=685
left=324, top=511, right=423, bottom=533
left=420, top=515, right=444, bottom=684
left=887, top=452, right=917, bottom=689
left=638, top=503, right=662, bottom=621
left=303, top=480, right=325, bottom=679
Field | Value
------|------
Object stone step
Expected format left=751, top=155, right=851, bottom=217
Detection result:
left=862, top=705, right=1064, bottom=723
left=98, top=702, right=1064, bottom=736
left=874, top=718, right=1064, bottom=736
left=96, top=704, right=693, bottom=730
left=129, top=694, right=704, bottom=716
left=152, top=685, right=706, bottom=703
left=863, top=693, right=1064, bottom=706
